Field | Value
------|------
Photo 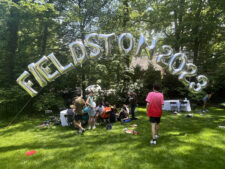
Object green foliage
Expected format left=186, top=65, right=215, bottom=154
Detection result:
left=33, top=92, right=65, bottom=112
left=0, top=86, right=30, bottom=118
left=0, top=86, right=28, bottom=103
left=0, top=0, right=225, bottom=116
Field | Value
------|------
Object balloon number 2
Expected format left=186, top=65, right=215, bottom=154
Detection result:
left=157, top=46, right=208, bottom=93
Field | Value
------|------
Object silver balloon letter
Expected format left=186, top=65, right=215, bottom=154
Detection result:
left=178, top=63, right=197, bottom=86
left=47, top=53, right=74, bottom=74
left=69, top=41, right=86, bottom=64
left=118, top=33, right=134, bottom=54
left=16, top=71, right=38, bottom=97
left=98, top=33, right=115, bottom=57
left=136, top=33, right=156, bottom=58
left=189, top=75, right=208, bottom=93
left=168, top=53, right=187, bottom=75
left=156, top=45, right=173, bottom=66
left=35, top=56, right=60, bottom=82
left=28, top=63, right=47, bottom=87
left=85, top=33, right=102, bottom=58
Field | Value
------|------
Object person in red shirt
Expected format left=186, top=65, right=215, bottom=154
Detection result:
left=146, top=83, right=164, bottom=145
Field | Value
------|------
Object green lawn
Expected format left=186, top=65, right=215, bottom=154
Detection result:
left=0, top=107, right=225, bottom=169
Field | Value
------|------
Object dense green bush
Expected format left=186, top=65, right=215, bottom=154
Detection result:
left=33, top=92, right=65, bottom=112
left=0, top=86, right=30, bottom=118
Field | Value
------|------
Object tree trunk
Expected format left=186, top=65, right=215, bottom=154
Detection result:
left=122, top=0, right=130, bottom=68
left=174, top=0, right=184, bottom=52
left=193, top=0, right=203, bottom=64
left=41, top=23, right=48, bottom=55
left=122, top=0, right=130, bottom=94
left=40, top=0, right=53, bottom=55
left=78, top=0, right=87, bottom=97
left=122, top=0, right=129, bottom=28
left=174, top=10, right=180, bottom=52
left=5, top=0, right=20, bottom=86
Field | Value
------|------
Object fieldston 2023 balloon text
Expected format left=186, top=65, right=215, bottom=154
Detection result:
left=16, top=33, right=208, bottom=97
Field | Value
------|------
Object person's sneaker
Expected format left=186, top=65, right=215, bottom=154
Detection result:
left=155, top=135, right=159, bottom=140
left=150, top=140, right=156, bottom=145
left=78, top=130, right=82, bottom=134
left=131, top=117, right=138, bottom=120
left=82, top=128, right=86, bottom=133
left=202, top=110, right=206, bottom=113
left=88, top=125, right=91, bottom=130
left=92, top=125, right=96, bottom=129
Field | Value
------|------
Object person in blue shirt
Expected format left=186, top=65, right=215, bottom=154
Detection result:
left=202, top=92, right=213, bottom=112
left=86, top=91, right=96, bottom=129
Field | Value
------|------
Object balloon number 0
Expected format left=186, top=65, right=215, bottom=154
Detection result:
left=157, top=47, right=208, bottom=93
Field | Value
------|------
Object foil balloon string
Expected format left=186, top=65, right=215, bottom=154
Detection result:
left=16, top=32, right=208, bottom=97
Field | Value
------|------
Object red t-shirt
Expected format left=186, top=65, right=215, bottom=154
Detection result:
left=145, top=91, right=164, bottom=117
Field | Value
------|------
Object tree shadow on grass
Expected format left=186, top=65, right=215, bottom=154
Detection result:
left=0, top=107, right=225, bottom=169
left=1, top=131, right=224, bottom=169
left=0, top=119, right=49, bottom=137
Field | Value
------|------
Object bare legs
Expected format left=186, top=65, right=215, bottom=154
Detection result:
left=73, top=120, right=83, bottom=130
left=88, top=116, right=95, bottom=129
left=202, top=102, right=207, bottom=111
left=155, top=123, right=160, bottom=136
left=151, top=123, right=156, bottom=139
left=151, top=123, right=160, bottom=140
left=95, top=114, right=99, bottom=124
left=88, top=116, right=92, bottom=128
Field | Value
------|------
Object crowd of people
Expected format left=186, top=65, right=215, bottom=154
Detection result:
left=67, top=83, right=212, bottom=145
left=68, top=90, right=137, bottom=134
left=67, top=83, right=165, bottom=146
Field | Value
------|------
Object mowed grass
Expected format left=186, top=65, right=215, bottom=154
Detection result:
left=0, top=107, right=225, bottom=169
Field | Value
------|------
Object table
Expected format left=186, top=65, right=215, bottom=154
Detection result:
left=60, top=109, right=69, bottom=126
left=162, top=100, right=191, bottom=112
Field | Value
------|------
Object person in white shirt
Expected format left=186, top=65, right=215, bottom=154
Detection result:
left=95, top=102, right=104, bottom=122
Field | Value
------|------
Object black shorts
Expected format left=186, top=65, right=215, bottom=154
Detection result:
left=74, top=114, right=82, bottom=121
left=149, top=117, right=161, bottom=123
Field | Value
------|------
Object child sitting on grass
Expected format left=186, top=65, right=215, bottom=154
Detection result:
left=101, top=102, right=112, bottom=122
left=95, top=102, right=104, bottom=123
left=116, top=104, right=129, bottom=122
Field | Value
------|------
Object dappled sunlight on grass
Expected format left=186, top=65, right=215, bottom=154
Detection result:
left=209, top=107, right=225, bottom=112
left=0, top=106, right=225, bottom=169
left=136, top=107, right=146, bottom=112
left=173, top=145, right=194, bottom=155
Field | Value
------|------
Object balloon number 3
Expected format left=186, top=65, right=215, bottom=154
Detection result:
left=157, top=47, right=208, bottom=93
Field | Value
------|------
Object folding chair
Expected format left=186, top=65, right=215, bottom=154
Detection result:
left=180, top=100, right=188, bottom=112
left=64, top=114, right=74, bottom=126
left=170, top=102, right=178, bottom=112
